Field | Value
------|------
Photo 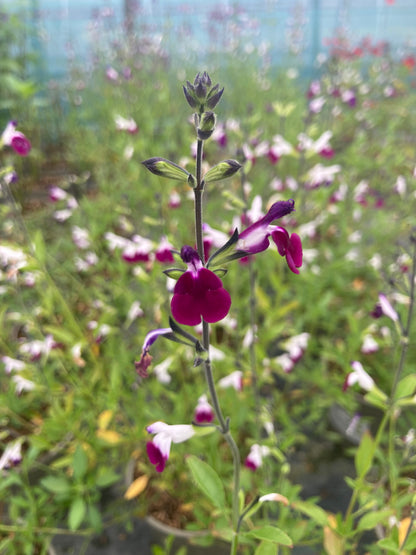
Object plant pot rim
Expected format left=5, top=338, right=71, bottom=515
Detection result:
left=145, top=515, right=210, bottom=539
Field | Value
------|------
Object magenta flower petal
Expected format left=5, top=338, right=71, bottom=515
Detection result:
left=146, top=441, right=167, bottom=473
left=237, top=200, right=296, bottom=254
left=202, top=287, right=231, bottom=323
left=171, top=272, right=203, bottom=326
left=171, top=265, right=231, bottom=325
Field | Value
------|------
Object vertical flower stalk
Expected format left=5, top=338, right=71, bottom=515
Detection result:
left=185, top=74, right=242, bottom=543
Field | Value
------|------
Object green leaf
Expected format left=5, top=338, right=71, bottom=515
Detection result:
left=206, top=228, right=240, bottom=268
left=355, top=431, right=374, bottom=478
left=394, top=374, right=416, bottom=401
left=377, top=537, right=400, bottom=553
left=72, top=445, right=88, bottom=480
left=68, top=497, right=87, bottom=531
left=245, top=525, right=293, bottom=547
left=40, top=476, right=71, bottom=495
left=162, top=268, right=185, bottom=280
left=294, top=501, right=329, bottom=527
left=186, top=455, right=226, bottom=509
left=357, top=509, right=392, bottom=531
left=95, top=469, right=120, bottom=488
left=255, top=541, right=278, bottom=555
left=88, top=504, right=103, bottom=531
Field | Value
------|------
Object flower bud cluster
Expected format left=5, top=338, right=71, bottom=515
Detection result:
left=184, top=72, right=224, bottom=141
left=183, top=72, right=224, bottom=113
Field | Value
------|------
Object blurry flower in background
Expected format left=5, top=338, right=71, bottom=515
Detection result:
left=305, top=163, right=341, bottom=188
left=1, top=121, right=31, bottom=156
left=2, top=356, right=26, bottom=374
left=275, top=332, right=310, bottom=373
left=105, top=66, right=119, bottom=81
left=115, top=115, right=138, bottom=134
left=49, top=185, right=68, bottom=202
left=0, top=439, right=23, bottom=471
left=194, top=394, right=214, bottom=423
left=19, top=335, right=56, bottom=361
left=245, top=444, right=270, bottom=471
left=343, top=360, right=375, bottom=392
left=218, top=370, right=243, bottom=391
left=153, top=357, right=173, bottom=384
left=13, top=375, right=36, bottom=395
left=155, top=236, right=175, bottom=264
left=361, top=333, right=379, bottom=354
left=72, top=226, right=91, bottom=249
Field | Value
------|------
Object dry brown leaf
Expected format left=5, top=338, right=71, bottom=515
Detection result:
left=124, top=475, right=149, bottom=500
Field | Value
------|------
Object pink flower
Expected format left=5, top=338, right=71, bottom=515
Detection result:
left=236, top=200, right=302, bottom=274
left=146, top=422, right=195, bottom=473
left=237, top=200, right=296, bottom=254
left=171, top=246, right=231, bottom=326
left=168, top=191, right=181, bottom=209
left=155, top=236, right=175, bottom=264
left=245, top=444, right=270, bottom=471
left=106, top=66, right=119, bottom=81
left=49, top=186, right=68, bottom=202
left=271, top=228, right=303, bottom=274
left=194, top=395, right=214, bottom=423
left=1, top=121, right=31, bottom=156
left=115, top=115, right=138, bottom=134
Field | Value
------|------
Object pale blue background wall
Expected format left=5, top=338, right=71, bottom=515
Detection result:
left=2, top=0, right=416, bottom=80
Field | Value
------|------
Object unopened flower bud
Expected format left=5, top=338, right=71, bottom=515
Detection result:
left=197, top=111, right=216, bottom=140
left=183, top=72, right=223, bottom=112
left=142, top=157, right=193, bottom=182
left=203, top=159, right=242, bottom=184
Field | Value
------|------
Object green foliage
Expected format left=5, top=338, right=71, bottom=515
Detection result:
left=1, top=12, right=416, bottom=555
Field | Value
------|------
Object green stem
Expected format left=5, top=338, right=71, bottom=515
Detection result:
left=193, top=136, right=241, bottom=550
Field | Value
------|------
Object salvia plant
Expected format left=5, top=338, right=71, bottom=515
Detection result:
left=138, top=71, right=303, bottom=553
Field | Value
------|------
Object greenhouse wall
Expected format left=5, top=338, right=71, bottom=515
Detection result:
left=2, top=0, right=416, bottom=81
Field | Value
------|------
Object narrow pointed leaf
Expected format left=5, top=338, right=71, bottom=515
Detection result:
left=186, top=455, right=226, bottom=509
left=245, top=526, right=293, bottom=547
left=207, top=228, right=240, bottom=268
left=68, top=497, right=87, bottom=530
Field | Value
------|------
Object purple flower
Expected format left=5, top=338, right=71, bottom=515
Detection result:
left=135, top=328, right=172, bottom=378
left=171, top=246, right=231, bottom=326
left=194, top=394, right=214, bottom=423
left=237, top=200, right=296, bottom=254
left=236, top=200, right=302, bottom=274
left=1, top=121, right=31, bottom=156
left=146, top=422, right=195, bottom=473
